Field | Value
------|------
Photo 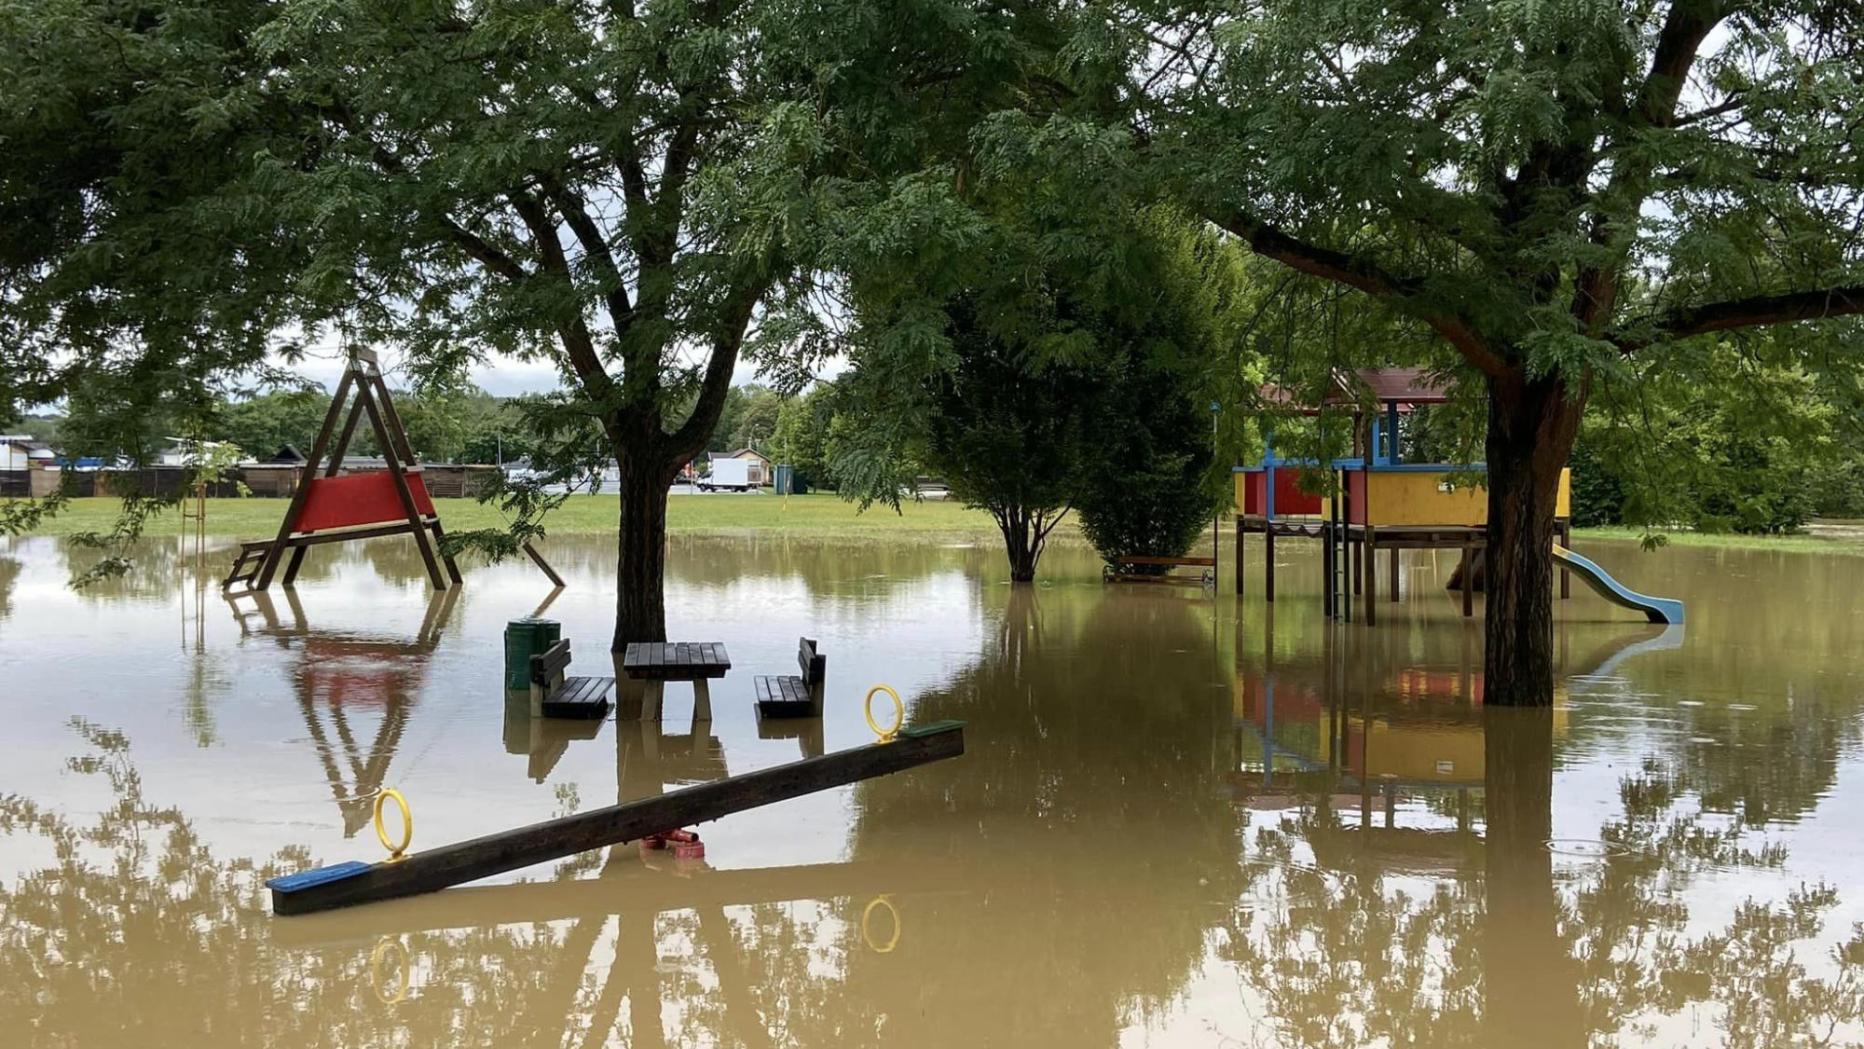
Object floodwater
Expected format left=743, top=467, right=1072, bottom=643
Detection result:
left=1, top=529, right=1861, bottom=1048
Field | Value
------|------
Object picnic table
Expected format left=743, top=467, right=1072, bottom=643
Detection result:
left=621, top=642, right=732, bottom=722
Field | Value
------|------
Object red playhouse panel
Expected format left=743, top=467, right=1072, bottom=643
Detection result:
left=1243, top=468, right=1326, bottom=517
left=1345, top=470, right=1368, bottom=524
left=293, top=472, right=437, bottom=534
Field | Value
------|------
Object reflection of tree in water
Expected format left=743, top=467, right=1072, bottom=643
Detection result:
left=833, top=586, right=1244, bottom=1047
left=0, top=554, right=16, bottom=620
left=1218, top=700, right=1864, bottom=1048
left=665, top=534, right=989, bottom=594
left=0, top=721, right=594, bottom=1046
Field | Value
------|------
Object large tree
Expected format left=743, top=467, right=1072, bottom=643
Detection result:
left=241, top=0, right=1040, bottom=646
left=1075, top=0, right=1864, bottom=702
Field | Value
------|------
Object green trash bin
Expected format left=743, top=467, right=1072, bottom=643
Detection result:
left=504, top=617, right=562, bottom=691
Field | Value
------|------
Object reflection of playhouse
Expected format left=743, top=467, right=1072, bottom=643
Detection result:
left=1234, top=369, right=1571, bottom=622
left=1229, top=619, right=1679, bottom=869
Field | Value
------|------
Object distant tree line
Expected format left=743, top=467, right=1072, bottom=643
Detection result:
left=21, top=381, right=804, bottom=468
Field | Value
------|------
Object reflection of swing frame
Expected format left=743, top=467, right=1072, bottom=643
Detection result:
left=230, top=588, right=457, bottom=837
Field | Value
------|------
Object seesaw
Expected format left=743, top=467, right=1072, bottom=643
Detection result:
left=269, top=695, right=963, bottom=916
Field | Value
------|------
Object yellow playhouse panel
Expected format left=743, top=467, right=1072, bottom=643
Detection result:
left=1363, top=468, right=1571, bottom=527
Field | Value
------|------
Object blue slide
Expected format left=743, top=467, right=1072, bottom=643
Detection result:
left=1552, top=544, right=1685, bottom=624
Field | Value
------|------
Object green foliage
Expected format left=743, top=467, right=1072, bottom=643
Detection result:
left=1578, top=330, right=1864, bottom=534
left=1567, top=440, right=1627, bottom=530
left=769, top=383, right=840, bottom=490
left=216, top=390, right=328, bottom=460
left=730, top=388, right=784, bottom=452
left=1074, top=359, right=1224, bottom=567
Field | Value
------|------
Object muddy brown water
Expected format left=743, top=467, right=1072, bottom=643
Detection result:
left=1, top=532, right=1862, bottom=1047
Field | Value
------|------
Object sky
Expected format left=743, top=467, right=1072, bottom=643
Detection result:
left=285, top=343, right=827, bottom=397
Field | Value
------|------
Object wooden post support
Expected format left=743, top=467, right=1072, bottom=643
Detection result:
left=1264, top=529, right=1276, bottom=603
left=1461, top=544, right=1474, bottom=618
left=1322, top=523, right=1334, bottom=619
left=354, top=379, right=448, bottom=591
left=269, top=721, right=966, bottom=916
left=1234, top=518, right=1245, bottom=595
left=1364, top=527, right=1377, bottom=625
left=1389, top=545, right=1400, bottom=603
left=524, top=542, right=567, bottom=588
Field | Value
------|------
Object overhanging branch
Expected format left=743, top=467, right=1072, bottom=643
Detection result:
left=1213, top=209, right=1509, bottom=377
left=1614, top=284, right=1864, bottom=352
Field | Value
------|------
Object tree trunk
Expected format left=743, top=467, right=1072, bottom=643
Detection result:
left=613, top=456, right=675, bottom=650
left=1482, top=372, right=1584, bottom=705
left=996, top=507, right=1041, bottom=583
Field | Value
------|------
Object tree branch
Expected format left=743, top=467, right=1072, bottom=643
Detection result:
left=537, top=172, right=634, bottom=334
left=1614, top=284, right=1864, bottom=352
left=507, top=190, right=613, bottom=396
left=668, top=278, right=770, bottom=460
left=1213, top=209, right=1510, bottom=377
left=1637, top=1, right=1728, bottom=129
left=437, top=217, right=529, bottom=282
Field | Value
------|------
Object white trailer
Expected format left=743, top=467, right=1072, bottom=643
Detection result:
left=700, top=457, right=753, bottom=492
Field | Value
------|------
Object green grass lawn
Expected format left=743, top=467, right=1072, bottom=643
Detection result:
left=12, top=493, right=1039, bottom=540
left=14, top=494, right=1864, bottom=556
left=1574, top=524, right=1864, bottom=556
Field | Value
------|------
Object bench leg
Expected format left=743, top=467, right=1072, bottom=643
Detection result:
left=641, top=681, right=663, bottom=722
left=692, top=679, right=712, bottom=722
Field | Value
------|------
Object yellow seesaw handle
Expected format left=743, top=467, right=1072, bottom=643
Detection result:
left=374, top=788, right=413, bottom=861
left=864, top=685, right=903, bottom=744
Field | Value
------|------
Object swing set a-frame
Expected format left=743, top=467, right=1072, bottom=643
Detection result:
left=222, top=349, right=561, bottom=592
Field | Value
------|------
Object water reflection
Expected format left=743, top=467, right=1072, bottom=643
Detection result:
left=1230, top=607, right=1864, bottom=1048
left=230, top=589, right=456, bottom=837
left=3, top=534, right=1864, bottom=1046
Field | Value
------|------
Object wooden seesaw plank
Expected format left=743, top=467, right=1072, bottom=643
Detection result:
left=269, top=720, right=965, bottom=916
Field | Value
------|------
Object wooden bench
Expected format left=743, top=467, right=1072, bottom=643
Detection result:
left=1103, top=555, right=1217, bottom=587
left=529, top=639, right=613, bottom=720
left=755, top=638, right=826, bottom=719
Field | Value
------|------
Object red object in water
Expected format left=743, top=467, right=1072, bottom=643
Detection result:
left=671, top=839, right=706, bottom=860
left=664, top=829, right=699, bottom=845
left=640, top=834, right=667, bottom=851
left=293, top=473, right=437, bottom=534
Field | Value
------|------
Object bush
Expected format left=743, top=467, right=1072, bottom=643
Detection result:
left=1075, top=363, right=1224, bottom=568
left=1567, top=440, right=1626, bottom=528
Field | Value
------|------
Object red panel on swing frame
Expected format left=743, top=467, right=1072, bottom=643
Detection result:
left=293, top=472, right=437, bottom=534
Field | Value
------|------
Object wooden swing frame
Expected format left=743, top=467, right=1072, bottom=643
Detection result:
left=223, top=349, right=561, bottom=592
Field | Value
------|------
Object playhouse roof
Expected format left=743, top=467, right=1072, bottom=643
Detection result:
left=1261, top=368, right=1451, bottom=413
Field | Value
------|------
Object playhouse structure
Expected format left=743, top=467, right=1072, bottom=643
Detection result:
left=1235, top=368, right=1602, bottom=624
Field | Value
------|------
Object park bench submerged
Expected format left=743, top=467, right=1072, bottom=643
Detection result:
left=1103, top=554, right=1217, bottom=588
left=755, top=637, right=826, bottom=719
left=529, top=638, right=613, bottom=720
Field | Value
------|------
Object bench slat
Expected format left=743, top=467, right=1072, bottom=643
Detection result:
left=755, top=674, right=815, bottom=719
left=541, top=676, right=613, bottom=719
